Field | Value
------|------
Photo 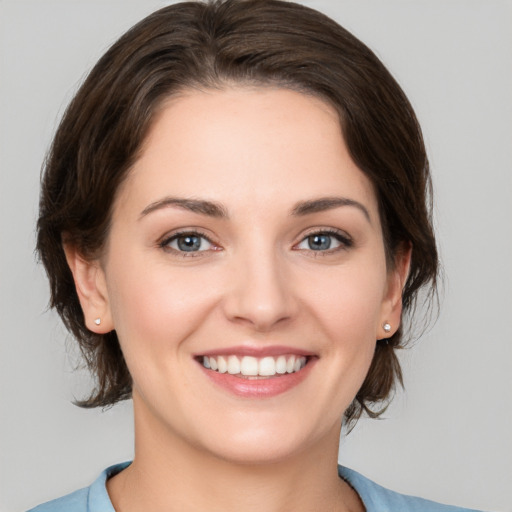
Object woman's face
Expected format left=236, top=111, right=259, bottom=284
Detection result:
left=82, top=87, right=406, bottom=463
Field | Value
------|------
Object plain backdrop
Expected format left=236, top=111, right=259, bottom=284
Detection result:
left=1, top=1, right=511, bottom=511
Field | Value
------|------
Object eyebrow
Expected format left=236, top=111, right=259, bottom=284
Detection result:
left=139, top=195, right=371, bottom=222
left=291, top=196, right=371, bottom=222
left=139, top=197, right=229, bottom=219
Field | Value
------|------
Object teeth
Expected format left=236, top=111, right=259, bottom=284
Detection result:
left=240, top=356, right=258, bottom=376
left=276, top=355, right=287, bottom=374
left=259, top=356, right=275, bottom=376
left=217, top=355, right=227, bottom=373
left=227, top=355, right=240, bottom=375
left=202, top=354, right=307, bottom=377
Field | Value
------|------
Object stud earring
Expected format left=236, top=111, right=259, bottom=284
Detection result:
left=383, top=322, right=391, bottom=333
left=94, top=318, right=101, bottom=326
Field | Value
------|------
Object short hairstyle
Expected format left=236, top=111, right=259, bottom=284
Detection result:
left=37, top=0, right=438, bottom=425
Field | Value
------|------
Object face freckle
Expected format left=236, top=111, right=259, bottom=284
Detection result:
left=100, top=86, right=401, bottom=464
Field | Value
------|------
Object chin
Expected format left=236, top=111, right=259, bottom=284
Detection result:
left=206, top=438, right=307, bottom=466
left=197, top=415, right=336, bottom=467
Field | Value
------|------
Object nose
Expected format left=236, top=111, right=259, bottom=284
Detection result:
left=222, top=247, right=298, bottom=332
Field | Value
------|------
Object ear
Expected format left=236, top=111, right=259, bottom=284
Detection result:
left=378, top=242, right=412, bottom=339
left=63, top=243, right=114, bottom=333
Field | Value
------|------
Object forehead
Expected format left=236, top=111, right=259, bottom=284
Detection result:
left=116, top=87, right=378, bottom=220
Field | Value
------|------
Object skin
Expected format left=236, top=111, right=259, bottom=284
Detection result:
left=65, top=87, right=410, bottom=512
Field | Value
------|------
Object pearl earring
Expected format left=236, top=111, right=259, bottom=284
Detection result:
left=94, top=318, right=101, bottom=326
left=383, top=322, right=391, bottom=333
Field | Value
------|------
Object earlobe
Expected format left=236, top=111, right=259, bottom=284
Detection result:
left=379, top=242, right=412, bottom=338
left=63, top=243, right=114, bottom=333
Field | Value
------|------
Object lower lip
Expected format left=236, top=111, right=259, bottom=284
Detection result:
left=198, top=358, right=317, bottom=398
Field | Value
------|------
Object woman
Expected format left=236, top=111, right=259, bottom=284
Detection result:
left=30, top=0, right=483, bottom=510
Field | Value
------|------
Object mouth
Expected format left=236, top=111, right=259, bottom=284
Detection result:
left=198, top=354, right=309, bottom=379
left=195, top=348, right=316, bottom=398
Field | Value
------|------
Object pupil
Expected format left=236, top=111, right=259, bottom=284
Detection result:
left=178, top=235, right=201, bottom=251
left=309, top=234, right=331, bottom=250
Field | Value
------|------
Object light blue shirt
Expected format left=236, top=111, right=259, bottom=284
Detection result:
left=28, top=462, right=483, bottom=512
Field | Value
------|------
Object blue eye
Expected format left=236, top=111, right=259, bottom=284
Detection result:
left=296, top=231, right=351, bottom=252
left=307, top=234, right=332, bottom=250
left=163, top=233, right=213, bottom=253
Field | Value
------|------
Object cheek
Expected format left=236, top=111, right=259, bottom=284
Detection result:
left=108, top=265, right=219, bottom=347
left=300, top=259, right=387, bottom=395
left=302, top=260, right=387, bottom=339
left=104, top=262, right=224, bottom=406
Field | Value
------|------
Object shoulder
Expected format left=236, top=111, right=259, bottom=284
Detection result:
left=26, top=462, right=130, bottom=512
left=338, top=466, right=483, bottom=512
left=27, top=487, right=89, bottom=512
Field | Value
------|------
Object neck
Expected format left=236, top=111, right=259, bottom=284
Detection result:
left=107, top=395, right=363, bottom=512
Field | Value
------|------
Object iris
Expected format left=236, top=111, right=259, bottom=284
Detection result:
left=308, top=234, right=332, bottom=250
left=177, top=234, right=202, bottom=251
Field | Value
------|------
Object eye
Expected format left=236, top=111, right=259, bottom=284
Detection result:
left=295, top=230, right=352, bottom=252
left=161, top=231, right=214, bottom=253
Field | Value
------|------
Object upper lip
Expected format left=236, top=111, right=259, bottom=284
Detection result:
left=196, top=345, right=316, bottom=358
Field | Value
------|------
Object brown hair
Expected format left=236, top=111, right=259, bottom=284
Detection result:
left=37, top=0, right=438, bottom=425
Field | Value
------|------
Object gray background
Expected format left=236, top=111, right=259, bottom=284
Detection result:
left=1, top=1, right=511, bottom=511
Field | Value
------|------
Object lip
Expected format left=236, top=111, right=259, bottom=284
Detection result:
left=197, top=354, right=318, bottom=399
left=197, top=345, right=315, bottom=358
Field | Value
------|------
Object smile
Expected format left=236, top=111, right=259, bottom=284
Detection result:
left=202, top=355, right=308, bottom=378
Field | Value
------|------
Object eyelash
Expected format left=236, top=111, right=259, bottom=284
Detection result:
left=158, top=228, right=353, bottom=257
left=159, top=230, right=218, bottom=257
left=294, top=229, right=353, bottom=255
